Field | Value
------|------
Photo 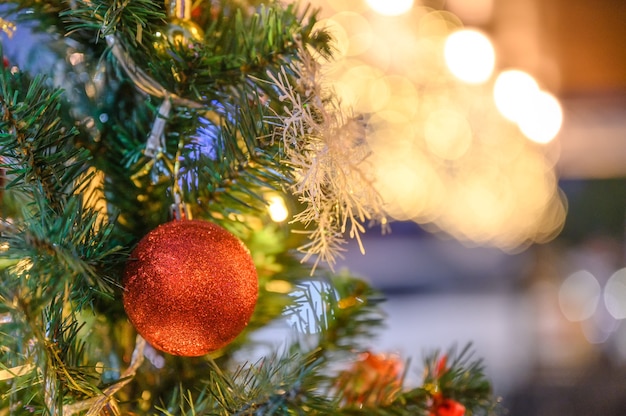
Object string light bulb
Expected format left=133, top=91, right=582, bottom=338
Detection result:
left=267, top=194, right=289, bottom=223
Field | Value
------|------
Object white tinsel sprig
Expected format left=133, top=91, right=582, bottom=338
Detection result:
left=266, top=48, right=387, bottom=272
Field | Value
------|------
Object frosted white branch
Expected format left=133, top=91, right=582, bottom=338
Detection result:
left=266, top=48, right=387, bottom=272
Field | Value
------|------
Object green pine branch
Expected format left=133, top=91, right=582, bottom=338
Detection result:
left=0, top=65, right=124, bottom=302
left=155, top=272, right=390, bottom=415
left=21, top=0, right=333, bottom=241
left=0, top=60, right=126, bottom=415
left=62, top=0, right=165, bottom=47
left=421, top=344, right=497, bottom=415
left=284, top=272, right=387, bottom=353
left=0, top=71, right=85, bottom=211
left=185, top=95, right=288, bottom=222
left=167, top=348, right=333, bottom=415
left=336, top=344, right=499, bottom=416
left=58, top=0, right=331, bottom=105
left=150, top=278, right=499, bottom=416
left=1, top=2, right=501, bottom=415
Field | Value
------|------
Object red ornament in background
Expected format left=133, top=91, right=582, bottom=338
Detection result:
left=428, top=355, right=466, bottom=416
left=336, top=351, right=403, bottom=407
left=123, top=219, right=258, bottom=357
left=430, top=397, right=466, bottom=416
left=191, top=3, right=202, bottom=19
left=435, top=355, right=448, bottom=377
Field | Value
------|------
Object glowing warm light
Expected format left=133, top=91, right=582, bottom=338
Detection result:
left=604, top=268, right=626, bottom=319
left=12, top=258, right=34, bottom=278
left=494, top=70, right=562, bottom=143
left=342, top=71, right=392, bottom=114
left=335, top=63, right=386, bottom=111
left=493, top=70, right=539, bottom=123
left=444, top=29, right=495, bottom=84
left=326, top=0, right=369, bottom=13
left=418, top=11, right=463, bottom=38
left=558, top=270, right=601, bottom=322
left=381, top=75, right=419, bottom=118
left=330, top=12, right=374, bottom=57
left=446, top=0, right=494, bottom=25
left=373, top=150, right=443, bottom=222
left=267, top=195, right=288, bottom=222
left=0, top=240, right=17, bottom=270
left=265, top=280, right=293, bottom=294
left=424, top=109, right=472, bottom=160
left=366, top=0, right=414, bottom=16
left=517, top=90, right=563, bottom=144
left=68, top=52, right=85, bottom=66
left=324, top=6, right=566, bottom=250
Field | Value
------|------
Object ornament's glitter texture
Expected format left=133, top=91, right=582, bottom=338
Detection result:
left=123, top=220, right=258, bottom=356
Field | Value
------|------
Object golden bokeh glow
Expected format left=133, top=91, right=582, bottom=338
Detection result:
left=493, top=70, right=562, bottom=144
left=309, top=2, right=565, bottom=251
left=267, top=195, right=289, bottom=223
left=366, top=0, right=414, bottom=16
left=444, top=29, right=495, bottom=84
left=493, top=69, right=540, bottom=123
left=328, top=12, right=374, bottom=57
left=446, top=0, right=494, bottom=25
left=517, top=91, right=563, bottom=144
left=559, top=271, right=601, bottom=322
left=424, top=109, right=472, bottom=160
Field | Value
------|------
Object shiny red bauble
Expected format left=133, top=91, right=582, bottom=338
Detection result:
left=123, top=220, right=258, bottom=356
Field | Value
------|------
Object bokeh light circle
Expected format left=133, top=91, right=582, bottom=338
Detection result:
left=493, top=70, right=540, bottom=123
left=424, top=109, right=472, bottom=160
left=517, top=91, right=563, bottom=144
left=604, top=268, right=626, bottom=320
left=558, top=270, right=601, bottom=322
left=366, top=0, right=414, bottom=16
left=444, top=29, right=495, bottom=84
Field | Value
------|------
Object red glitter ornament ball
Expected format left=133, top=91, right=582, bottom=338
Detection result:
left=123, top=219, right=258, bottom=356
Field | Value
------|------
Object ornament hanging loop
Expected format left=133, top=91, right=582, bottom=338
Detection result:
left=166, top=0, right=193, bottom=20
left=170, top=191, right=192, bottom=221
left=170, top=113, right=192, bottom=221
left=145, top=96, right=172, bottom=158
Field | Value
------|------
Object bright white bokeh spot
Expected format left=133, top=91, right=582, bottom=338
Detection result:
left=558, top=270, right=601, bottom=322
left=444, top=29, right=495, bottom=84
left=267, top=194, right=288, bottom=222
left=605, top=268, right=626, bottom=319
left=517, top=90, right=563, bottom=144
left=366, top=0, right=414, bottom=16
left=493, top=70, right=540, bottom=123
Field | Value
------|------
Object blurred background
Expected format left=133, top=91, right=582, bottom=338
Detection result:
left=302, top=0, right=626, bottom=414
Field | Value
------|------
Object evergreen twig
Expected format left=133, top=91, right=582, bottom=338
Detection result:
left=0, top=1, right=499, bottom=414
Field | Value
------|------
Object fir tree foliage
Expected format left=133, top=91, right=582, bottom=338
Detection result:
left=1, top=0, right=498, bottom=414
left=0, top=51, right=124, bottom=413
